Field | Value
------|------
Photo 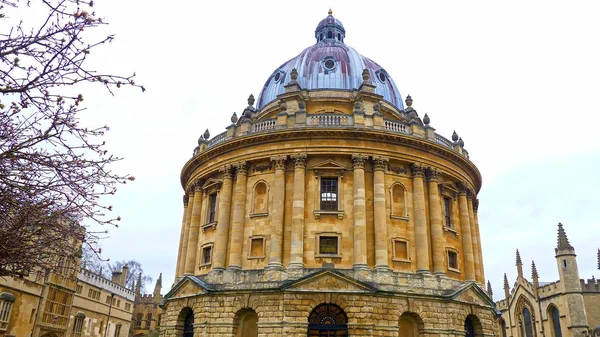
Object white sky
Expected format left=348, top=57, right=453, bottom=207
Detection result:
left=49, top=0, right=600, bottom=297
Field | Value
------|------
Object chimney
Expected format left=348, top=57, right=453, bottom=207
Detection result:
left=112, top=271, right=122, bottom=284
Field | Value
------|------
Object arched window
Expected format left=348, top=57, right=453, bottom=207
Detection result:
left=234, top=308, right=258, bottom=337
left=549, top=306, right=562, bottom=337
left=251, top=181, right=269, bottom=215
left=399, top=312, right=423, bottom=337
left=146, top=313, right=152, bottom=328
left=390, top=183, right=407, bottom=218
left=500, top=319, right=507, bottom=337
left=307, top=303, right=347, bottom=337
left=337, top=33, right=341, bottom=41
left=136, top=313, right=142, bottom=327
left=465, top=315, right=483, bottom=337
left=327, top=31, right=333, bottom=39
left=184, top=310, right=194, bottom=337
left=522, top=308, right=533, bottom=337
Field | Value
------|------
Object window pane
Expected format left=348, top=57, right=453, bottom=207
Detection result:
left=320, top=178, right=338, bottom=211
left=320, top=237, right=338, bottom=255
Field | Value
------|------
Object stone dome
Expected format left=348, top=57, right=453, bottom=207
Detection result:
left=256, top=11, right=404, bottom=110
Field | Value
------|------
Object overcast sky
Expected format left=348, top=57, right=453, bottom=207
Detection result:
left=50, top=1, right=600, bottom=296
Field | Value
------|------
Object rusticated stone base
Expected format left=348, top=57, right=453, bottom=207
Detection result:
left=160, top=269, right=498, bottom=337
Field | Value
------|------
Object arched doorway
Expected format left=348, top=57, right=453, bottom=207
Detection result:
left=398, top=312, right=423, bottom=337
left=464, top=315, right=483, bottom=337
left=177, top=307, right=194, bottom=337
left=234, top=308, right=258, bottom=337
left=307, top=303, right=348, bottom=337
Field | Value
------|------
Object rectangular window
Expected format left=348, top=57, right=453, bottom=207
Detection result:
left=202, top=246, right=212, bottom=265
left=448, top=250, right=458, bottom=270
left=114, top=324, right=122, bottom=337
left=116, top=299, right=121, bottom=308
left=443, top=197, right=452, bottom=227
left=319, top=236, right=338, bottom=255
left=76, top=284, right=82, bottom=294
left=0, top=299, right=14, bottom=331
left=105, top=295, right=111, bottom=304
left=320, top=178, right=338, bottom=211
left=208, top=193, right=217, bottom=223
left=125, top=303, right=131, bottom=311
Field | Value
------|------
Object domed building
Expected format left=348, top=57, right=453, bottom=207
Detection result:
left=161, top=11, right=497, bottom=337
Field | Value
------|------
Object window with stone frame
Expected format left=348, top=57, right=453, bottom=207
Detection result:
left=0, top=292, right=15, bottom=331
left=200, top=243, right=213, bottom=266
left=208, top=193, right=217, bottom=224
left=447, top=249, right=459, bottom=271
left=320, top=177, right=338, bottom=211
left=114, top=322, right=122, bottom=337
left=316, top=232, right=342, bottom=258
left=146, top=313, right=152, bottom=328
left=72, top=312, right=85, bottom=337
left=136, top=313, right=142, bottom=327
left=443, top=197, right=452, bottom=228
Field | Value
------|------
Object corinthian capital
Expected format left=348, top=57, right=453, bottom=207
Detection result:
left=410, top=163, right=424, bottom=178
left=425, top=166, right=439, bottom=181
left=455, top=181, right=469, bottom=195
left=220, top=164, right=233, bottom=179
left=371, top=156, right=389, bottom=171
left=233, top=161, right=248, bottom=176
left=290, top=153, right=307, bottom=169
left=473, top=199, right=479, bottom=212
left=270, top=155, right=288, bottom=170
left=351, top=154, right=367, bottom=169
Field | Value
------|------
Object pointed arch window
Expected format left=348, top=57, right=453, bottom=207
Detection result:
left=522, top=308, right=534, bottom=337
left=549, top=306, right=562, bottom=337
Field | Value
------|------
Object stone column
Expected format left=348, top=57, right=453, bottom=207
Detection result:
left=175, top=194, right=189, bottom=277
left=267, top=155, right=287, bottom=270
left=411, top=163, right=430, bottom=273
left=467, top=193, right=481, bottom=284
left=473, top=199, right=485, bottom=283
left=426, top=167, right=445, bottom=275
left=372, top=155, right=389, bottom=271
left=288, top=154, right=307, bottom=269
left=178, top=191, right=194, bottom=276
left=228, top=162, right=248, bottom=270
left=457, top=182, right=476, bottom=281
left=213, top=165, right=233, bottom=271
left=184, top=185, right=203, bottom=274
left=352, top=154, right=368, bottom=270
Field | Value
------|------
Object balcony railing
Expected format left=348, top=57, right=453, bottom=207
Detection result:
left=308, top=114, right=352, bottom=126
left=199, top=112, right=464, bottom=159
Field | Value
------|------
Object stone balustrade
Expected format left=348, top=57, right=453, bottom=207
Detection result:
left=200, top=113, right=467, bottom=159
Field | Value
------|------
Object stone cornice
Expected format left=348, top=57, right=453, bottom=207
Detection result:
left=181, top=129, right=482, bottom=191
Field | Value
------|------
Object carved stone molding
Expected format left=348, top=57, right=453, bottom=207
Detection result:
left=270, top=155, right=288, bottom=170
left=371, top=155, right=389, bottom=171
left=183, top=194, right=189, bottom=206
left=290, top=153, right=307, bottom=169
left=473, top=199, right=479, bottom=212
left=220, top=164, right=233, bottom=180
left=233, top=161, right=248, bottom=176
left=425, top=167, right=439, bottom=181
left=456, top=181, right=468, bottom=195
left=252, top=163, right=271, bottom=173
left=388, top=165, right=408, bottom=175
left=351, top=154, right=367, bottom=169
left=410, top=163, right=424, bottom=178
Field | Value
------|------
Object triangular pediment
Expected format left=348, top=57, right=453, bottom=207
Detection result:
left=282, top=270, right=376, bottom=293
left=163, top=275, right=209, bottom=300
left=202, top=178, right=222, bottom=191
left=312, top=159, right=347, bottom=171
left=449, top=282, right=495, bottom=307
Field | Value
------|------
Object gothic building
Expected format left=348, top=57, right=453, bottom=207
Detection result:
left=161, top=11, right=496, bottom=337
left=495, top=223, right=600, bottom=337
left=132, top=273, right=164, bottom=336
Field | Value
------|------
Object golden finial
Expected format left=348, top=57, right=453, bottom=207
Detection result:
left=328, top=8, right=333, bottom=15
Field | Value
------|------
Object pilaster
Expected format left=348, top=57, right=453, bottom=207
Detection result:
left=228, top=161, right=248, bottom=270
left=267, top=155, right=287, bottom=270
left=184, top=185, right=203, bottom=274
left=457, top=182, right=476, bottom=281
left=175, top=195, right=189, bottom=277
left=411, top=163, right=430, bottom=273
left=288, top=154, right=307, bottom=269
left=372, top=155, right=389, bottom=271
left=352, top=154, right=368, bottom=270
left=213, top=165, right=233, bottom=270
left=426, top=167, right=445, bottom=274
